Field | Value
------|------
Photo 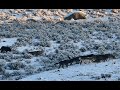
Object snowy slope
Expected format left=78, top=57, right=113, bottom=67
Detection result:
left=0, top=38, right=17, bottom=47
left=0, top=9, right=120, bottom=81
left=20, top=58, right=120, bottom=81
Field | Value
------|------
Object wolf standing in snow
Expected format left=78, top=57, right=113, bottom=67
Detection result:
left=55, top=60, right=70, bottom=69
left=0, top=46, right=11, bottom=53
left=54, top=56, right=81, bottom=69
left=79, top=54, right=115, bottom=64
left=68, top=56, right=80, bottom=64
left=93, top=54, right=115, bottom=62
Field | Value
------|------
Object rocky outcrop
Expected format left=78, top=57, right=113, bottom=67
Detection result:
left=64, top=11, right=87, bottom=20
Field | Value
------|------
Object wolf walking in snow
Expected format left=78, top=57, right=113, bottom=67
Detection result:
left=55, top=60, right=70, bottom=69
left=55, top=56, right=81, bottom=69
left=54, top=54, right=115, bottom=69
left=79, top=54, right=115, bottom=64
left=68, top=56, right=80, bottom=64
left=0, top=46, right=11, bottom=53
left=93, top=54, right=115, bottom=62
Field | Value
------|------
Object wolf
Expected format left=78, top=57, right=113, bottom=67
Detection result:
left=79, top=54, right=96, bottom=64
left=93, top=54, right=115, bottom=62
left=0, top=46, right=11, bottom=53
left=68, top=56, right=74, bottom=65
left=54, top=60, right=70, bottom=69
left=72, top=57, right=80, bottom=64
left=54, top=56, right=74, bottom=69
left=80, top=54, right=115, bottom=63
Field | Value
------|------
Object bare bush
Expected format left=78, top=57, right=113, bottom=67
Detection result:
left=24, top=65, right=36, bottom=75
left=7, top=61, right=26, bottom=70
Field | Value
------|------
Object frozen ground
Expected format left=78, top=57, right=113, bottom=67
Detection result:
left=20, top=58, right=120, bottom=81
left=0, top=9, right=120, bottom=80
left=0, top=38, right=17, bottom=47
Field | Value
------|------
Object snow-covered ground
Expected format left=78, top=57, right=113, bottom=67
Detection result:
left=0, top=38, right=17, bottom=47
left=0, top=9, right=120, bottom=80
left=20, top=58, right=120, bottom=81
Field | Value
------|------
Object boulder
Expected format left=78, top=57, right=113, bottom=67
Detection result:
left=64, top=11, right=87, bottom=20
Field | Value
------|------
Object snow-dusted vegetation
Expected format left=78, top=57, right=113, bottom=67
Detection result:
left=0, top=9, right=120, bottom=80
left=20, top=58, right=120, bottom=81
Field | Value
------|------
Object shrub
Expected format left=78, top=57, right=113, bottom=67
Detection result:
left=23, top=53, right=32, bottom=59
left=39, top=41, right=51, bottom=47
left=0, top=67, right=5, bottom=75
left=24, top=65, right=35, bottom=75
left=7, top=61, right=26, bottom=70
left=0, top=59, right=6, bottom=67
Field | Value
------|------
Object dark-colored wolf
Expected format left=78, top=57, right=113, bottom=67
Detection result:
left=68, top=56, right=80, bottom=64
left=55, top=60, right=70, bottom=69
left=0, top=46, right=11, bottom=53
left=93, top=54, right=115, bottom=62
left=55, top=56, right=80, bottom=69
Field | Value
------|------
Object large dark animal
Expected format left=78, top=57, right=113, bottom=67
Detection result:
left=68, top=56, right=80, bottom=64
left=93, top=54, right=115, bottom=62
left=54, top=54, right=115, bottom=69
left=79, top=54, right=96, bottom=64
left=0, top=46, right=11, bottom=53
left=55, top=60, right=70, bottom=69
left=55, top=56, right=80, bottom=69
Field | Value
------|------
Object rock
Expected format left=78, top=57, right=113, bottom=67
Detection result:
left=66, top=9, right=73, bottom=12
left=64, top=11, right=87, bottom=20
left=111, top=9, right=119, bottom=13
left=26, top=18, right=37, bottom=22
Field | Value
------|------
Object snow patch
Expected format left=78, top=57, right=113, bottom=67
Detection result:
left=17, top=45, right=35, bottom=52
left=12, top=14, right=23, bottom=19
left=0, top=38, right=17, bottom=47
left=20, top=58, right=120, bottom=81
left=87, top=16, right=109, bottom=22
